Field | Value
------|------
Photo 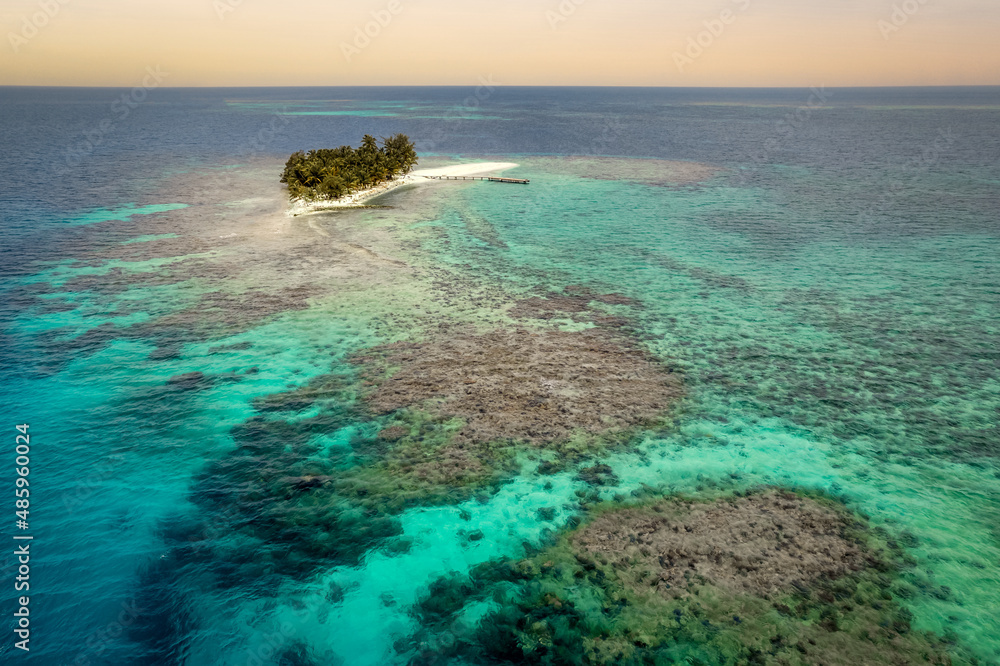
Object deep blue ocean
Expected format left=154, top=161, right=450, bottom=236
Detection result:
left=1, top=86, right=999, bottom=665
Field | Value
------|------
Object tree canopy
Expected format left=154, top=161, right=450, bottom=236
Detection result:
left=279, top=133, right=418, bottom=201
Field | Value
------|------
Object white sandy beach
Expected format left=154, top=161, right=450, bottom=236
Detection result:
left=286, top=161, right=520, bottom=216
left=410, top=162, right=519, bottom=178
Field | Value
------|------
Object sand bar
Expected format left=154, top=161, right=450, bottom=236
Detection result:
left=287, top=161, right=520, bottom=216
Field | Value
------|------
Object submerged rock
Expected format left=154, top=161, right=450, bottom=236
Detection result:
left=166, top=371, right=211, bottom=390
left=576, top=464, right=620, bottom=487
left=537, top=507, right=557, bottom=522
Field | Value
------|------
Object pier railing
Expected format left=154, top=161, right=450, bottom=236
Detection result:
left=425, top=175, right=529, bottom=184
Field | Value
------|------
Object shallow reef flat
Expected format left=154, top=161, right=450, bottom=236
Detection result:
left=354, top=326, right=682, bottom=448
left=173, top=308, right=687, bottom=590
left=13, top=149, right=998, bottom=665
left=512, top=155, right=723, bottom=188
left=405, top=488, right=976, bottom=665
left=96, top=159, right=694, bottom=633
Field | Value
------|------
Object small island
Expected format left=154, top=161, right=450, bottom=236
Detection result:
left=281, top=135, right=523, bottom=216
left=280, top=133, right=418, bottom=205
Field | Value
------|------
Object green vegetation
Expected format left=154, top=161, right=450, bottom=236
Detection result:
left=178, top=372, right=516, bottom=585
left=406, top=489, right=976, bottom=666
left=279, top=133, right=418, bottom=201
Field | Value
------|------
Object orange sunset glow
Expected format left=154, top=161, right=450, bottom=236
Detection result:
left=2, top=0, right=998, bottom=87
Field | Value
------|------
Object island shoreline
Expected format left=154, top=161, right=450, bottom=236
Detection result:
left=286, top=161, right=520, bottom=216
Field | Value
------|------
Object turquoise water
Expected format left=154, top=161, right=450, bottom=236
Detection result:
left=1, top=87, right=999, bottom=664
left=412, top=161, right=1000, bottom=657
left=63, top=204, right=190, bottom=227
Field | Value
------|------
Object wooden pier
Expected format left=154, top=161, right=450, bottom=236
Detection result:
left=427, top=175, right=529, bottom=184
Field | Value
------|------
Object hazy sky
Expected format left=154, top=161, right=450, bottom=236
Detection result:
left=2, top=0, right=998, bottom=86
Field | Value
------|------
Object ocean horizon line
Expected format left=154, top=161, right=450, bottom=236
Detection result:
left=3, top=83, right=1000, bottom=90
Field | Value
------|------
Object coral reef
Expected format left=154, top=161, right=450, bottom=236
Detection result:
left=574, top=491, right=868, bottom=598
left=353, top=327, right=682, bottom=448
left=159, top=324, right=682, bottom=590
left=404, top=489, right=971, bottom=666
left=507, top=285, right=639, bottom=327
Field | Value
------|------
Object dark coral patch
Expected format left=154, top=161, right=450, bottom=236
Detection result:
left=166, top=371, right=212, bottom=391
left=403, top=489, right=970, bottom=666
left=576, top=464, right=620, bottom=487
left=378, top=425, right=409, bottom=442
left=575, top=490, right=869, bottom=598
left=509, top=285, right=640, bottom=326
left=353, top=328, right=682, bottom=447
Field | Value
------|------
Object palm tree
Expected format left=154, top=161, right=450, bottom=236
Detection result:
left=280, top=134, right=418, bottom=201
